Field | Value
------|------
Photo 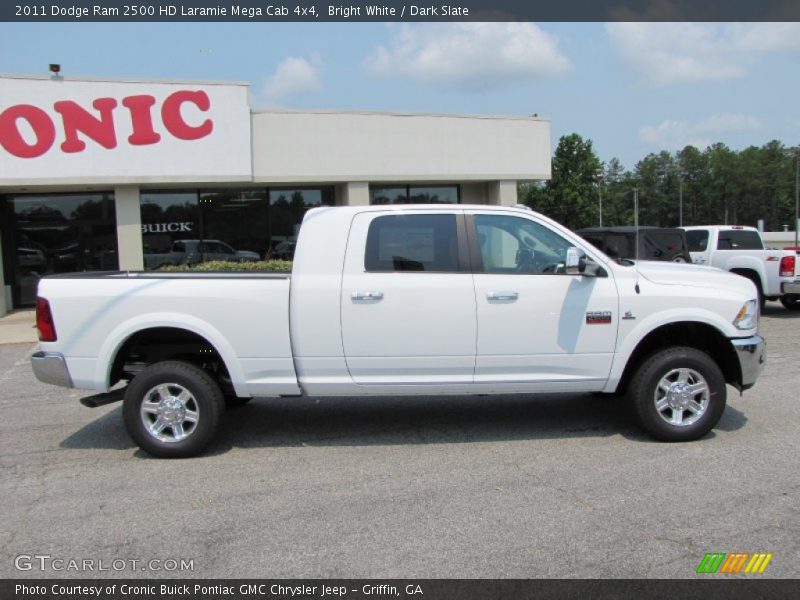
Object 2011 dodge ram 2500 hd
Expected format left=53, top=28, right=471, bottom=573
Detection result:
left=31, top=205, right=766, bottom=457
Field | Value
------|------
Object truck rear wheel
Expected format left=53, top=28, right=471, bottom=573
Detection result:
left=123, top=360, right=224, bottom=458
left=628, top=347, right=726, bottom=442
left=780, top=295, right=800, bottom=311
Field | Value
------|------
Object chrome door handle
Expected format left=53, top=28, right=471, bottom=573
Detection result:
left=487, top=291, right=518, bottom=301
left=352, top=291, right=384, bottom=301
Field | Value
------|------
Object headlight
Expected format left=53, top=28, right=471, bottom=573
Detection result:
left=733, top=299, right=759, bottom=330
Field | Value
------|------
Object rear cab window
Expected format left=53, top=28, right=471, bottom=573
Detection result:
left=365, top=213, right=461, bottom=272
left=717, top=230, right=763, bottom=250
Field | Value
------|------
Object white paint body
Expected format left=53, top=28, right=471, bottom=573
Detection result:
left=37, top=206, right=760, bottom=398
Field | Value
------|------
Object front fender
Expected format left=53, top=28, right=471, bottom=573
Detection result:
left=603, top=307, right=739, bottom=393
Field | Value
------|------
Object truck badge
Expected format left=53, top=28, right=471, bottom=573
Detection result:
left=586, top=311, right=613, bottom=325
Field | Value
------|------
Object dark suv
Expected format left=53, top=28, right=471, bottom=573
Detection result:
left=576, top=227, right=692, bottom=263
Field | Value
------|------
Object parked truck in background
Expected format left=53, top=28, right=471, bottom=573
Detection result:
left=143, top=239, right=260, bottom=270
left=577, top=227, right=691, bottom=263
left=682, top=225, right=800, bottom=310
left=32, top=205, right=766, bottom=457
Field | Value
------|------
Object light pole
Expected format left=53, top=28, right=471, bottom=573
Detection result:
left=794, top=152, right=799, bottom=249
left=783, top=148, right=799, bottom=248
left=678, top=175, right=684, bottom=227
left=596, top=168, right=604, bottom=227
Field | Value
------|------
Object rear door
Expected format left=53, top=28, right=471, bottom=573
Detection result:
left=340, top=210, right=477, bottom=385
left=468, top=211, right=619, bottom=390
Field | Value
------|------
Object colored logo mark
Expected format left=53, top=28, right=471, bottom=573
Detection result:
left=696, top=552, right=773, bottom=574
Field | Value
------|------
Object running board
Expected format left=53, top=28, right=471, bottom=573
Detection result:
left=79, top=388, right=125, bottom=408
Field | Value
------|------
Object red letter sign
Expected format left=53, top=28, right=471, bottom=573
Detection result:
left=161, top=90, right=213, bottom=140
left=122, top=95, right=161, bottom=145
left=0, top=104, right=56, bottom=158
left=54, top=97, right=118, bottom=152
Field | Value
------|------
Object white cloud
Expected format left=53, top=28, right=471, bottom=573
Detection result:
left=364, top=23, right=570, bottom=90
left=606, top=22, right=800, bottom=86
left=638, top=113, right=764, bottom=150
left=261, top=55, right=322, bottom=105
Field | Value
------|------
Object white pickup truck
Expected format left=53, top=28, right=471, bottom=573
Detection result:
left=32, top=205, right=766, bottom=457
left=682, top=225, right=800, bottom=310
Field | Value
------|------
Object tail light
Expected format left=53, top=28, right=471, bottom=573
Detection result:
left=780, top=255, right=796, bottom=277
left=35, top=297, right=57, bottom=342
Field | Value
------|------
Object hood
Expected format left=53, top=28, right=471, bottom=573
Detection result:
left=634, top=261, right=757, bottom=298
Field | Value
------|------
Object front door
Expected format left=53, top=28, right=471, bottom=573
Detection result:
left=468, top=212, right=619, bottom=391
left=340, top=211, right=476, bottom=385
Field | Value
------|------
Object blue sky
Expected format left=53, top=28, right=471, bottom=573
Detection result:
left=1, top=21, right=799, bottom=168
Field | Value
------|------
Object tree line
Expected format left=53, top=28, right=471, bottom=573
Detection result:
left=520, top=133, right=799, bottom=232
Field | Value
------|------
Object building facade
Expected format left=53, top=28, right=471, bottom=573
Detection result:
left=0, top=74, right=551, bottom=315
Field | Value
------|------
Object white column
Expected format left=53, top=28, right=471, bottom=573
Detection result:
left=114, top=186, right=144, bottom=271
left=487, top=180, right=518, bottom=206
left=338, top=182, right=370, bottom=206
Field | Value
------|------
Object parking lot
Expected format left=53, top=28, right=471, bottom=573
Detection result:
left=0, top=304, right=798, bottom=579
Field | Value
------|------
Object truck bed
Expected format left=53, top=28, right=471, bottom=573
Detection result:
left=37, top=271, right=299, bottom=398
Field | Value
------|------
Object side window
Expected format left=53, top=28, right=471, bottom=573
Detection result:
left=474, top=214, right=573, bottom=274
left=172, top=241, right=186, bottom=253
left=717, top=230, right=763, bottom=250
left=365, top=214, right=459, bottom=272
left=686, top=230, right=709, bottom=252
left=605, top=234, right=634, bottom=259
left=642, top=233, right=665, bottom=259
left=647, top=232, right=686, bottom=258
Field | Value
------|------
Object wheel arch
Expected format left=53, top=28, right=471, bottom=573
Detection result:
left=98, top=314, right=247, bottom=397
left=612, top=321, right=742, bottom=396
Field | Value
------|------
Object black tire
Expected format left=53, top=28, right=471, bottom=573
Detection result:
left=628, top=347, right=726, bottom=442
left=225, top=396, right=252, bottom=408
left=780, top=295, right=800, bottom=311
left=123, top=360, right=224, bottom=458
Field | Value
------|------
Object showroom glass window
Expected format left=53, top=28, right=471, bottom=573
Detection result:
left=139, top=188, right=333, bottom=268
left=268, top=188, right=334, bottom=259
left=370, top=185, right=459, bottom=205
left=139, top=191, right=201, bottom=269
left=3, top=193, right=117, bottom=306
left=199, top=189, right=269, bottom=261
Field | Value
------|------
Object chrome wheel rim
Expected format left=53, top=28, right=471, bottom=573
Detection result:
left=654, top=368, right=709, bottom=427
left=140, top=383, right=199, bottom=443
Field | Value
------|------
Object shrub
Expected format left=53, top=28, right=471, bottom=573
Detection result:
left=157, top=260, right=293, bottom=273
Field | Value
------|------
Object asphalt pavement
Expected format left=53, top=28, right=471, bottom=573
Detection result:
left=1, top=304, right=798, bottom=579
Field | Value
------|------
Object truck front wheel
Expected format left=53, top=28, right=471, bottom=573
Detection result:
left=123, top=360, right=224, bottom=458
left=628, top=347, right=726, bottom=442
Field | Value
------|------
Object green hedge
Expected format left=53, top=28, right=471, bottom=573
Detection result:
left=157, top=260, right=293, bottom=273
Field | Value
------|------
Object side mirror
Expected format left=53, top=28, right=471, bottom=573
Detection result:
left=565, top=247, right=587, bottom=275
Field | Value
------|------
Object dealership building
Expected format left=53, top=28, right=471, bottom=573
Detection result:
left=0, top=73, right=551, bottom=315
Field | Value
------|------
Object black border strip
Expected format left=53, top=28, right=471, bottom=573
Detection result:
left=3, top=579, right=799, bottom=600
left=3, top=1, right=800, bottom=22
